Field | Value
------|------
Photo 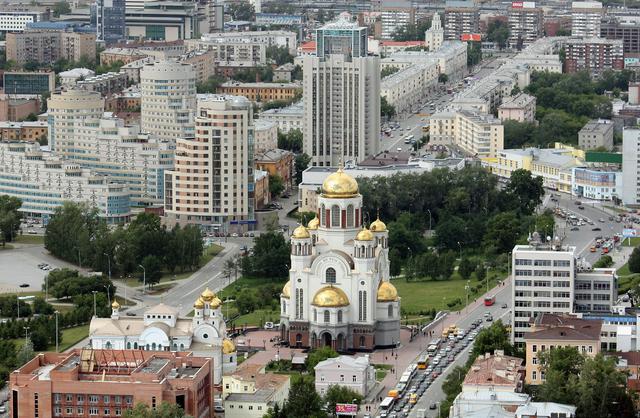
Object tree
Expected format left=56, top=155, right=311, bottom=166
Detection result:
left=391, top=19, right=432, bottom=41
left=537, top=346, right=584, bottom=404
left=0, top=195, right=22, bottom=244
left=16, top=338, right=35, bottom=366
left=438, top=73, right=449, bottom=84
left=306, top=346, right=339, bottom=372
left=196, top=75, right=226, bottom=94
left=381, top=66, right=400, bottom=78
left=503, top=120, right=537, bottom=148
left=278, top=129, right=303, bottom=153
left=243, top=231, right=290, bottom=278
left=123, top=402, right=192, bottom=418
left=266, top=45, right=294, bottom=66
left=593, top=255, right=614, bottom=268
left=486, top=20, right=510, bottom=49
left=467, top=41, right=482, bottom=67
left=483, top=211, right=521, bottom=254
left=324, top=385, right=363, bottom=417
left=269, top=174, right=285, bottom=198
left=52, top=1, right=71, bottom=18
left=470, top=320, right=514, bottom=358
left=629, top=247, right=640, bottom=274
left=381, top=96, right=396, bottom=119
left=140, top=255, right=162, bottom=287
left=227, top=0, right=255, bottom=21
left=503, top=169, right=545, bottom=215
left=284, top=375, right=326, bottom=418
left=458, top=257, right=474, bottom=280
left=235, top=288, right=257, bottom=314
left=295, top=153, right=311, bottom=184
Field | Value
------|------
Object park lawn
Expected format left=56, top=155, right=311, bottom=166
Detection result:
left=47, top=325, right=89, bottom=352
left=622, top=237, right=640, bottom=247
left=50, top=304, right=75, bottom=314
left=233, top=308, right=280, bottom=327
left=200, top=244, right=224, bottom=265
left=114, top=295, right=135, bottom=307
left=14, top=235, right=45, bottom=245
left=218, top=276, right=287, bottom=300
left=618, top=262, right=631, bottom=276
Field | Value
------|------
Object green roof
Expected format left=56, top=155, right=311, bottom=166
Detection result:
left=585, top=152, right=622, bottom=164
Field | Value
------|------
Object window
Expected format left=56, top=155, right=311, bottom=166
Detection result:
left=331, top=205, right=340, bottom=227
left=346, top=204, right=354, bottom=227
left=104, top=395, right=110, bottom=404
left=340, top=374, right=345, bottom=382
left=54, top=407, right=62, bottom=417
left=532, top=357, right=538, bottom=365
left=90, top=395, right=99, bottom=404
left=324, top=310, right=330, bottom=323
left=66, top=407, right=73, bottom=415
left=89, top=407, right=99, bottom=416
left=326, top=267, right=336, bottom=283
left=313, top=309, right=317, bottom=322
left=352, top=375, right=357, bottom=382
left=66, top=394, right=73, bottom=402
left=532, top=345, right=537, bottom=352
left=337, top=310, right=343, bottom=323
left=532, top=371, right=537, bottom=380
left=388, top=304, right=393, bottom=318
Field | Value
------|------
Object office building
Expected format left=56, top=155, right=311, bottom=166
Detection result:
left=124, top=2, right=201, bottom=41
left=258, top=101, right=303, bottom=134
left=140, top=61, right=196, bottom=141
left=6, top=25, right=96, bottom=66
left=578, top=119, right=614, bottom=150
left=0, top=95, right=40, bottom=122
left=47, top=89, right=105, bottom=153
left=429, top=109, right=504, bottom=158
left=444, top=0, right=480, bottom=41
left=0, top=142, right=131, bottom=222
left=498, top=93, right=536, bottom=122
left=91, top=296, right=236, bottom=384
left=508, top=2, right=543, bottom=49
left=96, top=0, right=125, bottom=44
left=380, top=1, right=415, bottom=40
left=623, top=127, right=640, bottom=205
left=564, top=38, right=624, bottom=75
left=222, top=364, right=290, bottom=418
left=303, top=17, right=380, bottom=166
left=572, top=168, right=621, bottom=201
left=0, top=10, right=45, bottom=33
left=164, top=95, right=255, bottom=229
left=9, top=349, right=214, bottom=418
left=217, top=82, right=301, bottom=103
left=424, top=12, right=444, bottom=51
left=571, top=1, right=603, bottom=37
left=525, top=314, right=602, bottom=384
left=2, top=71, right=55, bottom=95
left=315, top=356, right=376, bottom=396
left=0, top=121, right=47, bottom=142
left=601, top=16, right=640, bottom=54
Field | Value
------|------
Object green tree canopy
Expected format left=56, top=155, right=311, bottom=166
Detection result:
left=267, top=45, right=294, bottom=65
left=241, top=231, right=290, bottom=278
left=306, top=346, right=339, bottom=372
left=323, top=385, right=363, bottom=417
left=278, top=129, right=303, bottom=152
left=486, top=20, right=510, bottom=49
left=269, top=174, right=285, bottom=197
left=0, top=195, right=22, bottom=244
left=227, top=0, right=255, bottom=21
left=122, top=402, right=192, bottom=418
left=470, top=320, right=514, bottom=358
left=629, top=247, right=640, bottom=273
left=381, top=96, right=396, bottom=119
left=52, top=1, right=71, bottom=17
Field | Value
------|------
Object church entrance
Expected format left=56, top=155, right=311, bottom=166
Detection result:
left=337, top=333, right=345, bottom=351
left=321, top=332, right=332, bottom=347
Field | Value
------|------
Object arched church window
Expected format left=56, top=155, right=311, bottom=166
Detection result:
left=388, top=304, right=393, bottom=318
left=320, top=204, right=326, bottom=226
left=331, top=205, right=340, bottom=228
left=346, top=204, right=354, bottom=227
left=326, top=267, right=336, bottom=283
left=337, top=310, right=343, bottom=323
left=324, top=310, right=330, bottom=323
left=313, top=309, right=317, bottom=322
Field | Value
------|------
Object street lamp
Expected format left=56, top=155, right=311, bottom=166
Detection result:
left=465, top=280, right=470, bottom=312
left=457, top=241, right=462, bottom=260
left=92, top=290, right=98, bottom=317
left=104, top=285, right=111, bottom=307
left=103, top=252, right=111, bottom=282
left=55, top=310, right=59, bottom=352
left=138, top=264, right=146, bottom=294
left=23, top=326, right=30, bottom=345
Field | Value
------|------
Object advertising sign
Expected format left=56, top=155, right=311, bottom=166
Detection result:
left=336, top=403, right=358, bottom=414
left=623, top=229, right=638, bottom=238
left=461, top=33, right=482, bottom=42
left=512, top=1, right=536, bottom=8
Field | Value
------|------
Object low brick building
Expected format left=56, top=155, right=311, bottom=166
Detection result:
left=254, top=148, right=295, bottom=192
left=0, top=121, right=47, bottom=141
left=217, top=82, right=301, bottom=103
left=9, top=349, right=214, bottom=418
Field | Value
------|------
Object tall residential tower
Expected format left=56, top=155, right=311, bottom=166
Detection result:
left=303, top=16, right=380, bottom=166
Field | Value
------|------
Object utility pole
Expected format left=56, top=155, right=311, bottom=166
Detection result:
left=104, top=252, right=111, bottom=282
left=138, top=264, right=146, bottom=294
left=55, top=311, right=59, bottom=352
left=23, top=326, right=30, bottom=345
left=92, top=290, right=97, bottom=317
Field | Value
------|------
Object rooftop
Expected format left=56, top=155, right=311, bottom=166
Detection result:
left=315, top=355, right=371, bottom=371
left=526, top=313, right=603, bottom=341
left=499, top=92, right=535, bottom=109
left=220, top=81, right=301, bottom=89
left=580, top=119, right=613, bottom=135
left=254, top=148, right=294, bottom=162
left=463, top=351, right=524, bottom=389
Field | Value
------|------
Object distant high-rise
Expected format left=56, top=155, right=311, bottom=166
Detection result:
left=96, top=0, right=125, bottom=44
left=571, top=1, right=603, bottom=37
left=444, top=0, right=479, bottom=40
left=303, top=16, right=380, bottom=166
left=425, top=12, right=444, bottom=51
left=140, top=61, right=196, bottom=142
left=380, top=0, right=415, bottom=40
left=47, top=89, right=104, bottom=153
left=508, top=1, right=543, bottom=49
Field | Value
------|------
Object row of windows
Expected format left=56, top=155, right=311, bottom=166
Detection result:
left=54, top=394, right=133, bottom=405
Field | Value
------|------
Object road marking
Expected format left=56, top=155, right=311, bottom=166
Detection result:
left=183, top=272, right=222, bottom=298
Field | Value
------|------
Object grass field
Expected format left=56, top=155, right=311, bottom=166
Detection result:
left=0, top=244, right=14, bottom=250
left=622, top=237, right=640, bottom=247
left=14, top=235, right=45, bottom=245
left=11, top=324, right=89, bottom=352
left=618, top=262, right=631, bottom=276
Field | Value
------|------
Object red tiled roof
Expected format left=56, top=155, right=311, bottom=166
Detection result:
left=618, top=352, right=640, bottom=366
left=380, top=41, right=424, bottom=46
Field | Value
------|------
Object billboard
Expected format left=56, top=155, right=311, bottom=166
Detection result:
left=512, top=1, right=536, bottom=8
left=623, top=229, right=638, bottom=238
left=461, top=33, right=482, bottom=41
left=336, top=404, right=358, bottom=414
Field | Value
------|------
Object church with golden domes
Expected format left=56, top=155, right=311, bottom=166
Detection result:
left=89, top=288, right=237, bottom=384
left=280, top=167, right=400, bottom=351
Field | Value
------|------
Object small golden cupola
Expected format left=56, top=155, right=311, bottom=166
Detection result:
left=222, top=338, right=236, bottom=354
left=292, top=225, right=311, bottom=239
left=307, top=216, right=320, bottom=230
left=355, top=227, right=374, bottom=241
left=282, top=281, right=291, bottom=299
left=201, top=287, right=215, bottom=302
left=377, top=281, right=399, bottom=302
left=194, top=297, right=205, bottom=309
left=370, top=217, right=387, bottom=232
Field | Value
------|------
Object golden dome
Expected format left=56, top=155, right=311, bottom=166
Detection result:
left=312, top=286, right=350, bottom=307
left=322, top=167, right=358, bottom=198
left=307, top=216, right=320, bottom=230
left=292, top=225, right=310, bottom=239
left=222, top=338, right=236, bottom=354
left=370, top=217, right=387, bottom=232
left=111, top=300, right=120, bottom=309
left=194, top=297, right=205, bottom=309
left=356, top=228, right=374, bottom=241
left=377, top=281, right=399, bottom=302
left=210, top=296, right=222, bottom=309
left=282, top=281, right=291, bottom=299
left=201, top=287, right=215, bottom=302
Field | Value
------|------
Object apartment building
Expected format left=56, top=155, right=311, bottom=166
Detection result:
left=0, top=10, right=45, bottom=32
left=564, top=37, right=624, bottom=75
left=578, top=119, right=614, bottom=150
left=76, top=72, right=128, bottom=96
left=508, top=2, right=544, bottom=49
left=601, top=16, right=640, bottom=54
left=100, top=48, right=149, bottom=65
left=0, top=96, right=40, bottom=122
left=47, top=89, right=105, bottom=153
left=195, top=30, right=297, bottom=54
left=511, top=240, right=577, bottom=347
left=314, top=356, right=376, bottom=396
left=140, top=61, right=196, bottom=142
left=254, top=149, right=295, bottom=192
left=498, top=93, right=536, bottom=122
left=2, top=71, right=55, bottom=95
left=622, top=127, right=640, bottom=206
left=0, top=142, right=131, bottom=222
left=217, top=82, right=301, bottom=103
left=380, top=1, right=416, bottom=40
left=303, top=17, right=380, bottom=166
left=10, top=349, right=213, bottom=418
left=571, top=1, right=603, bottom=37
left=525, top=314, right=602, bottom=385
left=0, top=121, right=47, bottom=142
left=6, top=25, right=96, bottom=66
left=164, top=95, right=255, bottom=229
left=254, top=120, right=278, bottom=153
left=381, top=61, right=439, bottom=115
left=186, top=39, right=267, bottom=67
left=430, top=109, right=504, bottom=158
left=222, top=364, right=290, bottom=418
left=182, top=50, right=216, bottom=84
left=258, top=101, right=303, bottom=134
left=444, top=0, right=480, bottom=41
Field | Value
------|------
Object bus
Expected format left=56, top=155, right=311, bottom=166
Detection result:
left=417, top=354, right=429, bottom=369
left=484, top=295, right=496, bottom=306
left=379, top=397, right=395, bottom=415
left=427, top=344, right=439, bottom=355
left=399, top=372, right=412, bottom=385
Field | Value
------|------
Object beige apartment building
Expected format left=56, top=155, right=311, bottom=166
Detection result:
left=222, top=364, right=290, bottom=418
left=498, top=93, right=536, bottom=123
left=525, top=314, right=601, bottom=385
left=164, top=95, right=254, bottom=229
left=6, top=30, right=96, bottom=66
left=47, top=89, right=105, bottom=153
left=430, top=109, right=504, bottom=158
